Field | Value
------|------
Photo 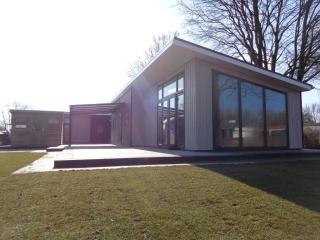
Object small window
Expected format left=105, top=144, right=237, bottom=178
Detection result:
left=14, top=117, right=27, bottom=129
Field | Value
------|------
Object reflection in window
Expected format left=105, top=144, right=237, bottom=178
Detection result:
left=266, top=89, right=287, bottom=147
left=214, top=73, right=288, bottom=149
left=241, top=82, right=264, bottom=147
left=216, top=75, right=239, bottom=147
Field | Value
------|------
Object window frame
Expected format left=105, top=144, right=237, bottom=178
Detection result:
left=157, top=73, right=185, bottom=149
left=212, top=73, right=241, bottom=148
left=264, top=88, right=289, bottom=148
left=240, top=80, right=265, bottom=148
left=213, top=70, right=289, bottom=150
left=14, top=117, right=28, bottom=129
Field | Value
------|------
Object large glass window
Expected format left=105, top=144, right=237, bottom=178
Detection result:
left=158, top=74, right=184, bottom=148
left=241, top=82, right=264, bottom=147
left=214, top=73, right=288, bottom=148
left=215, top=75, right=240, bottom=147
left=266, top=89, right=287, bottom=147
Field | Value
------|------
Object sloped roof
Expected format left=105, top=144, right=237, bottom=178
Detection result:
left=113, top=37, right=312, bottom=101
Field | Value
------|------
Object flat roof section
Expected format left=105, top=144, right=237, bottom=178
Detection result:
left=10, top=109, right=68, bottom=114
left=70, top=103, right=123, bottom=114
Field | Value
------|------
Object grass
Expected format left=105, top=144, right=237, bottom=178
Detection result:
left=0, top=152, right=45, bottom=179
left=0, top=156, right=319, bottom=240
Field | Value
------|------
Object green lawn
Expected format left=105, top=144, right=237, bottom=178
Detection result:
left=0, top=152, right=45, bottom=179
left=0, top=155, right=319, bottom=240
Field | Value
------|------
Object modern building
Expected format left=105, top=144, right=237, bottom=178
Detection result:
left=109, top=37, right=312, bottom=150
left=10, top=38, right=313, bottom=150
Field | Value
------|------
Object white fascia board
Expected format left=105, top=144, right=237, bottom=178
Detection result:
left=174, top=38, right=313, bottom=92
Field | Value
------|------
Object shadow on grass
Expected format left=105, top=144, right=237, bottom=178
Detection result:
left=198, top=160, right=320, bottom=212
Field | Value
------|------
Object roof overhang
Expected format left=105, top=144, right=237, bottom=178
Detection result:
left=113, top=38, right=312, bottom=100
left=70, top=103, right=123, bottom=114
left=173, top=38, right=313, bottom=92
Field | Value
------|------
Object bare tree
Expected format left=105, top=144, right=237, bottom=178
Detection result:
left=0, top=102, right=29, bottom=132
left=127, top=32, right=179, bottom=79
left=303, top=103, right=320, bottom=123
left=177, top=0, right=320, bottom=83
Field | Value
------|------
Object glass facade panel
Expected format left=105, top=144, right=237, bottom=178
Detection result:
left=162, top=100, right=168, bottom=145
left=266, top=89, right=287, bottom=147
left=157, top=102, right=163, bottom=146
left=169, top=97, right=176, bottom=145
left=163, top=81, right=176, bottom=97
left=158, top=88, right=162, bottom=100
left=216, top=75, right=240, bottom=147
left=241, top=82, right=264, bottom=147
left=177, top=94, right=185, bottom=148
left=178, top=77, right=184, bottom=91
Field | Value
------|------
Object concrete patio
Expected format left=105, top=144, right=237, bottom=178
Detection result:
left=13, top=145, right=320, bottom=174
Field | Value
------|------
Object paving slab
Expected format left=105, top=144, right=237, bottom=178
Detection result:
left=14, top=152, right=57, bottom=174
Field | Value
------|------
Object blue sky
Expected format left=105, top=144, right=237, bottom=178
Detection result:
left=0, top=0, right=318, bottom=111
